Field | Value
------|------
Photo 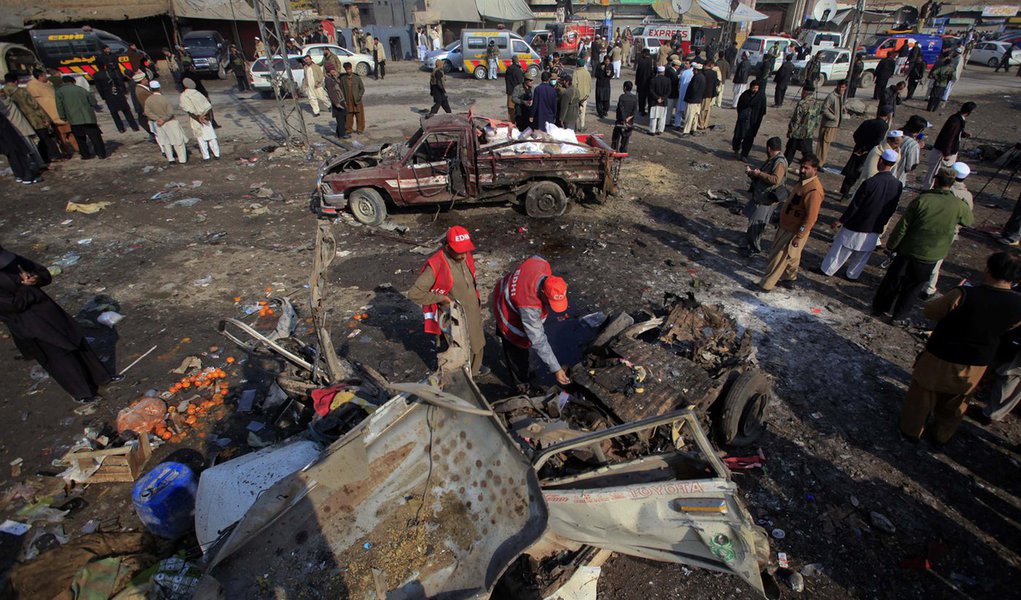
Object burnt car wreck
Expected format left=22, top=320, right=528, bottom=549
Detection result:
left=310, top=112, right=626, bottom=225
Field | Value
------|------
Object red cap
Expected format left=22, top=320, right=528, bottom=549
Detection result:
left=542, top=276, right=568, bottom=312
left=446, top=225, right=475, bottom=253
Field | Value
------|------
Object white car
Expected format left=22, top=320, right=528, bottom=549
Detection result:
left=249, top=54, right=304, bottom=97
left=633, top=35, right=662, bottom=57
left=300, top=43, right=374, bottom=76
left=968, top=41, right=1021, bottom=68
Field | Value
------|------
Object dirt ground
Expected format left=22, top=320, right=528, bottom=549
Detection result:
left=1, top=59, right=1021, bottom=598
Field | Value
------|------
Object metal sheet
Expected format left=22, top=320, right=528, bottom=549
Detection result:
left=204, top=371, right=548, bottom=598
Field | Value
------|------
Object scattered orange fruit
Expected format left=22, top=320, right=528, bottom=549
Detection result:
left=226, top=357, right=235, bottom=364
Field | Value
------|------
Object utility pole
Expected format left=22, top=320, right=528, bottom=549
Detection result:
left=251, top=0, right=313, bottom=157
left=846, top=0, right=866, bottom=95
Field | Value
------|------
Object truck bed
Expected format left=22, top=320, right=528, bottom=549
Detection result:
left=476, top=133, right=625, bottom=190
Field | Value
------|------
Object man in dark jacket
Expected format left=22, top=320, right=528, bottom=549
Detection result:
left=648, top=66, right=672, bottom=134
left=877, top=81, right=905, bottom=118
left=773, top=55, right=794, bottom=107
left=427, top=66, right=451, bottom=118
left=923, top=101, right=974, bottom=188
left=681, top=65, right=706, bottom=135
left=557, top=74, right=580, bottom=130
left=595, top=55, right=614, bottom=117
left=505, top=61, right=524, bottom=122
left=511, top=73, right=535, bottom=131
left=724, top=42, right=738, bottom=69
left=731, top=53, right=752, bottom=108
left=874, top=55, right=896, bottom=99
left=699, top=60, right=720, bottom=131
left=634, top=48, right=654, bottom=116
left=896, top=41, right=912, bottom=73
left=612, top=81, right=638, bottom=152
left=531, top=71, right=559, bottom=132
left=732, top=79, right=767, bottom=160
left=848, top=54, right=866, bottom=98
left=900, top=251, right=1021, bottom=444
left=0, top=246, right=116, bottom=403
left=666, top=59, right=681, bottom=125
left=823, top=150, right=903, bottom=279
left=841, top=105, right=893, bottom=197
left=93, top=62, right=139, bottom=133
left=905, top=54, right=926, bottom=99
left=324, top=64, right=348, bottom=137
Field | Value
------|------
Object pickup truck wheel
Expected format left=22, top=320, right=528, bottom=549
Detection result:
left=525, top=64, right=540, bottom=79
left=356, top=62, right=370, bottom=76
left=716, top=370, right=770, bottom=447
left=349, top=188, right=387, bottom=226
left=859, top=71, right=874, bottom=87
left=525, top=181, right=568, bottom=218
left=473, top=65, right=487, bottom=80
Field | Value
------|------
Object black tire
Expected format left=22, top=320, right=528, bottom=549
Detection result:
left=988, top=58, right=1000, bottom=68
left=473, top=65, right=487, bottom=80
left=356, top=62, right=370, bottom=76
left=441, top=60, right=453, bottom=74
left=859, top=70, right=875, bottom=88
left=716, top=370, right=771, bottom=447
left=525, top=64, right=540, bottom=79
left=349, top=188, right=387, bottom=226
left=525, top=181, right=568, bottom=218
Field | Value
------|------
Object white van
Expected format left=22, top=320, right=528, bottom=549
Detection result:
left=739, top=36, right=800, bottom=69
left=798, top=30, right=843, bottom=56
left=460, top=30, right=541, bottom=80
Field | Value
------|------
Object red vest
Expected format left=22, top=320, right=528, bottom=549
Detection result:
left=421, top=250, right=477, bottom=335
left=493, top=256, right=550, bottom=348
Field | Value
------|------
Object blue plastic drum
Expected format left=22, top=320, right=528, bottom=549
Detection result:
left=132, top=462, right=198, bottom=539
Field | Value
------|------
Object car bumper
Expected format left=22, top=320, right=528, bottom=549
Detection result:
left=309, top=185, right=346, bottom=217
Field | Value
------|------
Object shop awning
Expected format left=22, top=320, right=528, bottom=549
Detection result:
left=697, top=0, right=768, bottom=22
left=476, top=0, right=535, bottom=23
left=2, top=0, right=170, bottom=27
left=172, top=0, right=287, bottom=22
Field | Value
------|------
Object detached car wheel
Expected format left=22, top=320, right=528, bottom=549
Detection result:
left=716, top=370, right=771, bottom=447
left=525, top=64, right=540, bottom=79
left=859, top=71, right=875, bottom=88
left=356, top=62, right=370, bottom=76
left=473, top=65, right=487, bottom=80
left=525, top=181, right=568, bottom=218
left=349, top=188, right=387, bottom=226
left=217, top=64, right=228, bottom=79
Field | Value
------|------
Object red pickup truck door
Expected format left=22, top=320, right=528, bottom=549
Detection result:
left=396, top=131, right=466, bottom=205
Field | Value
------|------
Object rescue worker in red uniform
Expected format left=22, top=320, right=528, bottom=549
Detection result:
left=493, top=256, right=570, bottom=387
left=407, top=226, right=485, bottom=375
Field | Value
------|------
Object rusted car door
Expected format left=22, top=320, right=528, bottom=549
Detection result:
left=532, top=412, right=770, bottom=597
left=395, top=130, right=467, bottom=205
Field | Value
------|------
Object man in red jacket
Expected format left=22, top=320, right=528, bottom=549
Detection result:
left=407, top=226, right=484, bottom=375
left=493, top=256, right=570, bottom=388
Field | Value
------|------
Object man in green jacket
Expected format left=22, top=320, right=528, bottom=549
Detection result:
left=55, top=76, right=106, bottom=159
left=873, top=167, right=974, bottom=323
left=3, top=73, right=58, bottom=164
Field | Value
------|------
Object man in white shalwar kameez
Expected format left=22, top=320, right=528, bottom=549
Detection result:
left=821, top=149, right=903, bottom=280
left=143, top=81, right=187, bottom=164
left=179, top=78, right=220, bottom=160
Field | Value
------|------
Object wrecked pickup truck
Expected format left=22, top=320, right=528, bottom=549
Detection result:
left=310, top=112, right=626, bottom=225
left=196, top=298, right=771, bottom=599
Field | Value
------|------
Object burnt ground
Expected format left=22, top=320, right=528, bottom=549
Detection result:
left=1, top=61, right=1020, bottom=598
